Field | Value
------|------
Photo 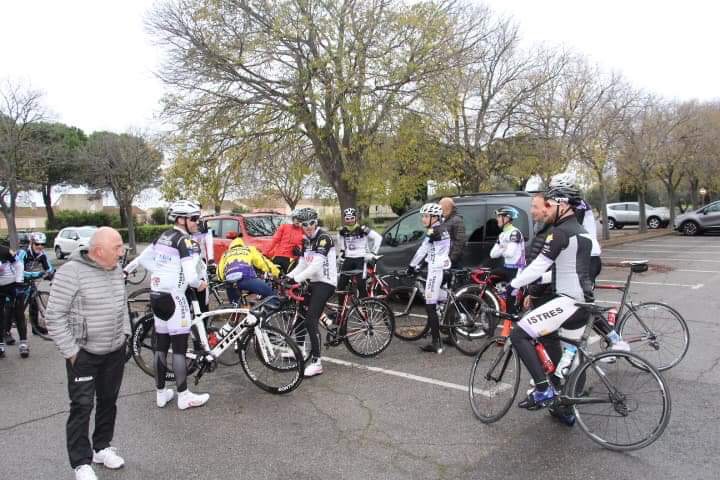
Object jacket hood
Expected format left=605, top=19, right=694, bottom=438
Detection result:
left=68, top=246, right=107, bottom=270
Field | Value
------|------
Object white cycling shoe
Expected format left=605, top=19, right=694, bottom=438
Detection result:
left=92, top=447, right=125, bottom=469
left=178, top=390, right=210, bottom=410
left=156, top=388, right=175, bottom=408
left=304, top=359, right=323, bottom=377
left=74, top=465, right=97, bottom=480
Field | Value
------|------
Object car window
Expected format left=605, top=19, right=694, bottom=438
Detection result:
left=485, top=204, right=530, bottom=241
left=222, top=219, right=241, bottom=237
left=67, top=230, right=77, bottom=239
left=391, top=211, right=424, bottom=246
left=610, top=204, right=625, bottom=211
left=78, top=227, right=97, bottom=237
left=625, top=204, right=639, bottom=212
left=456, top=205, right=486, bottom=243
left=206, top=219, right=222, bottom=237
left=706, top=203, right=720, bottom=213
left=244, top=216, right=278, bottom=237
left=272, top=215, right=290, bottom=227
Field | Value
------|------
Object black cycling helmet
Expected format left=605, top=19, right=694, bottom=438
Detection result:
left=294, top=207, right=318, bottom=224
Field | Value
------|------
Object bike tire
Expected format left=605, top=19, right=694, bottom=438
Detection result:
left=239, top=325, right=304, bottom=394
left=126, top=267, right=148, bottom=285
left=264, top=307, right=311, bottom=364
left=31, top=291, right=53, bottom=341
left=568, top=350, right=671, bottom=451
left=449, top=291, right=500, bottom=356
left=343, top=298, right=395, bottom=357
left=131, top=314, right=198, bottom=380
left=468, top=336, right=520, bottom=423
left=617, top=302, right=689, bottom=371
left=386, top=286, right=429, bottom=341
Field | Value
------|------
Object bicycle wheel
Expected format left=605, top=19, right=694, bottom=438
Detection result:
left=386, top=286, right=429, bottom=340
left=127, top=287, right=152, bottom=322
left=343, top=298, right=395, bottom=357
left=568, top=351, right=671, bottom=451
left=450, top=291, right=499, bottom=356
left=239, top=325, right=304, bottom=394
left=468, top=336, right=520, bottom=423
left=131, top=314, right=197, bottom=380
left=31, top=291, right=53, bottom=341
left=126, top=266, right=147, bottom=285
left=617, top=302, right=689, bottom=371
left=264, top=307, right=311, bottom=364
left=206, top=305, right=243, bottom=366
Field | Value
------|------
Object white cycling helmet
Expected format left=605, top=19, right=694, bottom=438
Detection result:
left=343, top=208, right=357, bottom=223
left=420, top=203, right=443, bottom=218
left=548, top=173, right=577, bottom=191
left=168, top=200, right=201, bottom=221
left=30, top=232, right=47, bottom=245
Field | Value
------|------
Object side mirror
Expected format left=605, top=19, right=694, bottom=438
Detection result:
left=226, top=231, right=238, bottom=239
left=73, top=235, right=79, bottom=241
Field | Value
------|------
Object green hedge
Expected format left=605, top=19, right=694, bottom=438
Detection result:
left=46, top=210, right=124, bottom=230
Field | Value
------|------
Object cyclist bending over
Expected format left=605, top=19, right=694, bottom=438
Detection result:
left=408, top=203, right=451, bottom=354
left=217, top=233, right=280, bottom=304
left=284, top=208, right=337, bottom=377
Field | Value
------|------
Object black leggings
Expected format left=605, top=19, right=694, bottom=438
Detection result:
left=155, top=333, right=190, bottom=392
left=0, top=285, right=26, bottom=341
left=301, top=282, right=335, bottom=359
left=338, top=257, right=367, bottom=302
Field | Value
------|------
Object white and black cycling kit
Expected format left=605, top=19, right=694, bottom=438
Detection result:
left=337, top=224, right=382, bottom=297
left=489, top=224, right=526, bottom=286
left=140, top=228, right=205, bottom=336
left=410, top=222, right=452, bottom=305
left=509, top=215, right=594, bottom=389
left=575, top=200, right=602, bottom=280
left=287, top=228, right=337, bottom=359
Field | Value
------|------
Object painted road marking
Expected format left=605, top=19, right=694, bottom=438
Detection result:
left=596, top=279, right=704, bottom=289
left=322, top=356, right=511, bottom=397
left=603, top=255, right=720, bottom=264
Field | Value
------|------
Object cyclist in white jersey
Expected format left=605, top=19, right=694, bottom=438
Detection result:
left=336, top=207, right=382, bottom=303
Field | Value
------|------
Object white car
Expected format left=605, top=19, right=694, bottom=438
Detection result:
left=53, top=226, right=97, bottom=259
left=605, top=202, right=670, bottom=230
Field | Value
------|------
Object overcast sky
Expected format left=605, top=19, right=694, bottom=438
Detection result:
left=1, top=0, right=718, bottom=135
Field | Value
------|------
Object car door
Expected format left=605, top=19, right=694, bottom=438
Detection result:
left=377, top=210, right=424, bottom=273
left=64, top=229, right=77, bottom=253
left=624, top=203, right=639, bottom=225
left=609, top=204, right=625, bottom=223
left=455, top=204, right=488, bottom=267
left=700, top=202, right=720, bottom=230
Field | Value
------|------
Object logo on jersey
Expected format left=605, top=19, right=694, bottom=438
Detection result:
left=319, top=239, right=327, bottom=246
left=525, top=307, right=564, bottom=324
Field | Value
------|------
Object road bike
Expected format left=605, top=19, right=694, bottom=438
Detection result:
left=120, top=250, right=148, bottom=285
left=468, top=302, right=671, bottom=451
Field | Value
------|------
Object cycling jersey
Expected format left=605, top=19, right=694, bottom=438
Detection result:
left=147, top=228, right=204, bottom=293
left=16, top=247, right=54, bottom=280
left=510, top=215, right=594, bottom=303
left=409, top=222, right=452, bottom=271
left=218, top=237, right=279, bottom=282
left=337, top=224, right=382, bottom=259
left=575, top=200, right=601, bottom=256
left=0, top=247, right=23, bottom=286
left=490, top=224, right=526, bottom=269
left=288, top=228, right=337, bottom=287
left=191, top=230, right=215, bottom=265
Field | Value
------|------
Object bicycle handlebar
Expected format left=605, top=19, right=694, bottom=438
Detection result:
left=286, top=284, right=305, bottom=302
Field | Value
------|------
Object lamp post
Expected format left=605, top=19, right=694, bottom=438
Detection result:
left=699, top=188, right=707, bottom=207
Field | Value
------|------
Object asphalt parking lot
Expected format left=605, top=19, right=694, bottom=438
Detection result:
left=2, top=233, right=719, bottom=480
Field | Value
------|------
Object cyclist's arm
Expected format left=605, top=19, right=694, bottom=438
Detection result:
left=336, top=231, right=345, bottom=257
left=409, top=238, right=429, bottom=268
left=13, top=254, right=24, bottom=283
left=250, top=247, right=280, bottom=277
left=204, top=230, right=215, bottom=263
left=489, top=238, right=504, bottom=259
left=265, top=224, right=283, bottom=257
left=124, top=245, right=154, bottom=273
left=42, top=253, right=54, bottom=274
left=367, top=228, right=383, bottom=255
left=179, top=238, right=202, bottom=289
left=502, top=230, right=523, bottom=263
left=287, top=254, right=308, bottom=281
left=290, top=235, right=332, bottom=283
left=511, top=230, right=567, bottom=289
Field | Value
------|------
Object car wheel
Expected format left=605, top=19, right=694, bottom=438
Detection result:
left=55, top=246, right=64, bottom=259
left=682, top=221, right=700, bottom=236
left=647, top=216, right=661, bottom=229
left=606, top=217, right=616, bottom=230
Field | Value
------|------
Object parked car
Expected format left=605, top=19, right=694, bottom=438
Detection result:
left=203, top=212, right=289, bottom=263
left=54, top=226, right=98, bottom=259
left=605, top=202, right=670, bottom=230
left=1, top=230, right=32, bottom=249
left=377, top=192, right=535, bottom=274
left=674, top=200, right=720, bottom=236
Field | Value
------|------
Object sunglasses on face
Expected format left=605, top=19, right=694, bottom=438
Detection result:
left=301, top=220, right=317, bottom=227
left=188, top=216, right=200, bottom=222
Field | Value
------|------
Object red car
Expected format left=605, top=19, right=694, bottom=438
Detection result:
left=203, top=212, right=289, bottom=263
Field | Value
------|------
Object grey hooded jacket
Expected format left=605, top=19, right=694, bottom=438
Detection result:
left=46, top=246, right=130, bottom=359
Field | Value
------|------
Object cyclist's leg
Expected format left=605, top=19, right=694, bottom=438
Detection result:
left=0, top=289, right=8, bottom=354
left=236, top=277, right=274, bottom=298
left=338, top=257, right=363, bottom=305
left=305, top=282, right=335, bottom=360
left=12, top=290, right=27, bottom=342
left=423, top=268, right=444, bottom=348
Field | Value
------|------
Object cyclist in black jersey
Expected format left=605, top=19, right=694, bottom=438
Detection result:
left=336, top=207, right=382, bottom=306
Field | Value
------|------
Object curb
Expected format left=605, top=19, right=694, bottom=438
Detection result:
left=599, top=229, right=674, bottom=248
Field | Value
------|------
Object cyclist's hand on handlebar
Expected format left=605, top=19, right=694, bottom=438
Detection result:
left=197, top=281, right=208, bottom=292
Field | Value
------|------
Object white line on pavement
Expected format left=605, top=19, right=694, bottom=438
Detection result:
left=604, top=249, right=717, bottom=254
left=596, top=279, right=704, bottom=289
left=675, top=269, right=720, bottom=273
left=603, top=255, right=720, bottom=264
left=321, top=356, right=511, bottom=397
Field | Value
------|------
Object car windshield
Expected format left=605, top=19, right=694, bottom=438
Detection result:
left=244, top=216, right=282, bottom=237
left=78, top=227, right=97, bottom=238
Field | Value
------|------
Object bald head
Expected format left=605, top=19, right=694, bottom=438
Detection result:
left=88, top=227, right=124, bottom=270
left=439, top=197, right=455, bottom=218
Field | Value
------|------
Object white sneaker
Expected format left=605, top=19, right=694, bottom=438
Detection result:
left=177, top=390, right=210, bottom=410
left=92, top=447, right=125, bottom=469
left=75, top=464, right=98, bottom=480
left=610, top=340, right=631, bottom=352
left=304, top=359, right=323, bottom=377
left=156, top=388, right=175, bottom=408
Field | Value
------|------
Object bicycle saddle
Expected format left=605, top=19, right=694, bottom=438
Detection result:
left=620, top=259, right=649, bottom=273
left=573, top=301, right=614, bottom=314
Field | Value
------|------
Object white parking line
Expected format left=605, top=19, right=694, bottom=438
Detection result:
left=604, top=249, right=717, bottom=254
left=596, top=279, right=704, bottom=289
left=603, top=255, right=720, bottom=264
left=322, top=356, right=511, bottom=397
left=675, top=269, right=720, bottom=274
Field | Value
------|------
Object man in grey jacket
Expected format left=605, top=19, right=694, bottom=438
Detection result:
left=46, top=227, right=129, bottom=480
left=439, top=198, right=466, bottom=268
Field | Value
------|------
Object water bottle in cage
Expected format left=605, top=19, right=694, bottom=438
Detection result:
left=535, top=342, right=555, bottom=374
left=607, top=307, right=618, bottom=326
left=553, top=344, right=578, bottom=381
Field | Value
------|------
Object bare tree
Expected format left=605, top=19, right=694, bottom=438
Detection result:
left=682, top=102, right=720, bottom=207
left=148, top=0, right=487, bottom=210
left=83, top=131, right=163, bottom=253
left=0, top=81, right=44, bottom=249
